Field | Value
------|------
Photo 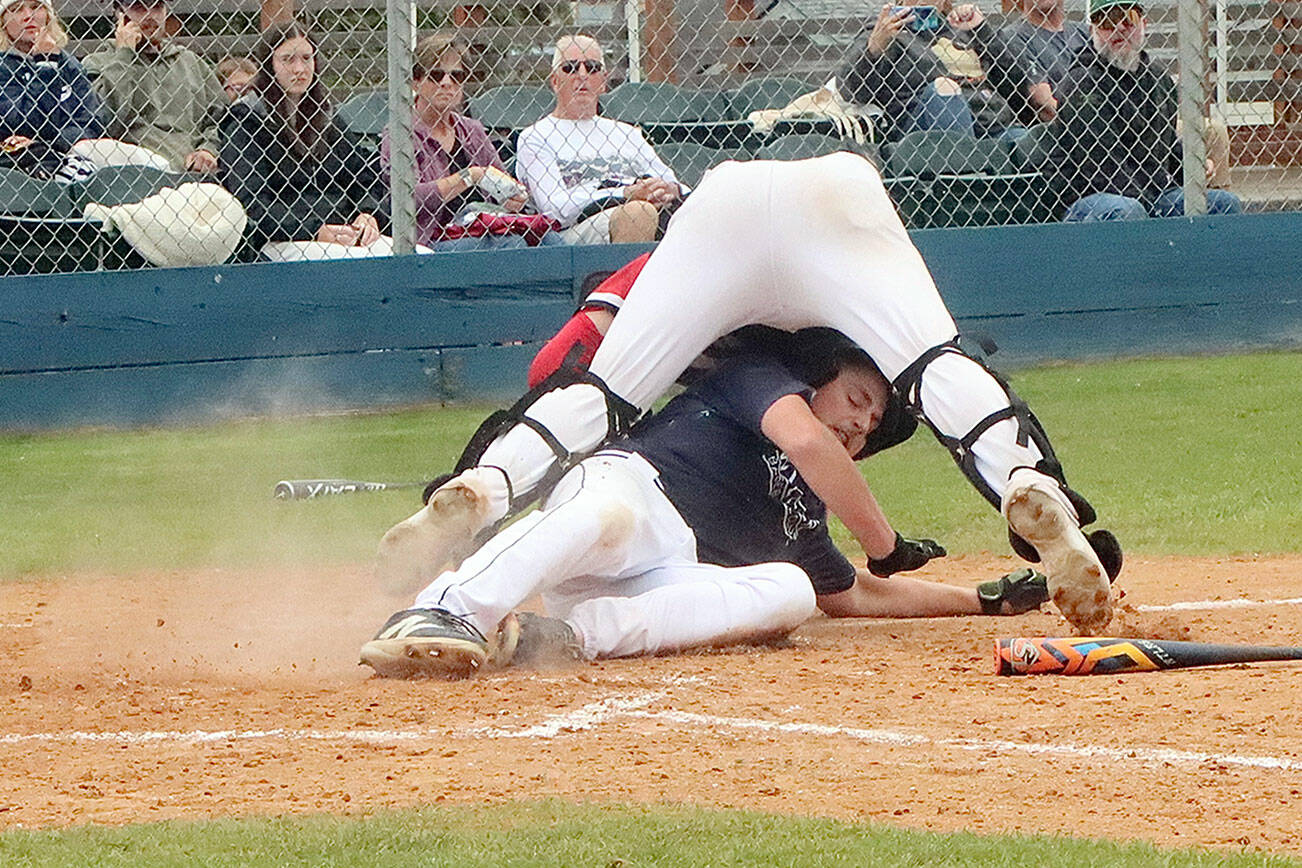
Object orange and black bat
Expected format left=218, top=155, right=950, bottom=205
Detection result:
left=995, top=636, right=1302, bottom=676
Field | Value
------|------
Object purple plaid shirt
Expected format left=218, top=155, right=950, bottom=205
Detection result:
left=381, top=113, right=510, bottom=245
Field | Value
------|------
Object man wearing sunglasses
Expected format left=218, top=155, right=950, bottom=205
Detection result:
left=515, top=34, right=683, bottom=245
left=1040, top=0, right=1241, bottom=220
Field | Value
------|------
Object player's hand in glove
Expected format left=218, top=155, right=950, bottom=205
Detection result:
left=867, top=532, right=946, bottom=577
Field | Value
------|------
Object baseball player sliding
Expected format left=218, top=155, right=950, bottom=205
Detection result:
left=362, top=334, right=1052, bottom=678
left=377, top=152, right=1121, bottom=634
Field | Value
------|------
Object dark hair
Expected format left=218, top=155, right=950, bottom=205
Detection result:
left=786, top=328, right=918, bottom=459
left=252, top=21, right=335, bottom=159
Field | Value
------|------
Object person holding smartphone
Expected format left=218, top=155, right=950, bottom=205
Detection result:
left=83, top=0, right=224, bottom=172
left=837, top=0, right=1053, bottom=139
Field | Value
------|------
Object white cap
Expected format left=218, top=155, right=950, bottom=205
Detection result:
left=1, top=0, right=56, bottom=14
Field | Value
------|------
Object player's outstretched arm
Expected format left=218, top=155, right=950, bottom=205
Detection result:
left=760, top=395, right=897, bottom=561
left=819, top=568, right=981, bottom=618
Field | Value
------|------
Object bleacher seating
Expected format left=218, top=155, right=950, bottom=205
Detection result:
left=599, top=82, right=743, bottom=149
left=883, top=130, right=1054, bottom=228
left=756, top=132, right=878, bottom=167
left=70, top=165, right=184, bottom=209
left=0, top=168, right=104, bottom=275
left=336, top=89, right=390, bottom=142
left=468, top=85, right=556, bottom=159
left=656, top=142, right=749, bottom=188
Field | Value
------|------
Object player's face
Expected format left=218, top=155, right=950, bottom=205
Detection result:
left=809, top=365, right=890, bottom=457
left=4, top=0, right=47, bottom=46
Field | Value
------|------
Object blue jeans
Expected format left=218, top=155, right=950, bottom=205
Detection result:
left=1149, top=188, right=1243, bottom=218
left=1065, top=189, right=1244, bottom=222
left=903, top=82, right=975, bottom=136
left=432, top=235, right=530, bottom=253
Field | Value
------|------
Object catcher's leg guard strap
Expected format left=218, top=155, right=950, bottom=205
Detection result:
left=443, top=367, right=642, bottom=518
left=893, top=340, right=1067, bottom=511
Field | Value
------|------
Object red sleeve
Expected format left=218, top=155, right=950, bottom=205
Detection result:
left=528, top=313, right=605, bottom=388
left=579, top=252, right=651, bottom=313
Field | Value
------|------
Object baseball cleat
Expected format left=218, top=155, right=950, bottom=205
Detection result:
left=375, top=473, right=493, bottom=596
left=977, top=568, right=1049, bottom=615
left=494, top=612, right=585, bottom=669
left=359, top=607, right=489, bottom=679
left=1002, top=468, right=1113, bottom=633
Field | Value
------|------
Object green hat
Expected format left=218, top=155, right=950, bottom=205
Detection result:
left=1088, top=0, right=1142, bottom=17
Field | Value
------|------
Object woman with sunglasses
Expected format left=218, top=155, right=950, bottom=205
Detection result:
left=382, top=33, right=548, bottom=251
left=220, top=21, right=392, bottom=260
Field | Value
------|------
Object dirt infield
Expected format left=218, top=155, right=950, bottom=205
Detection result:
left=3, top=554, right=1300, bottom=854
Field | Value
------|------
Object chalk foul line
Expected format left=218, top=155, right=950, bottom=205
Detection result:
left=1136, top=596, right=1302, bottom=612
left=5, top=689, right=1300, bottom=775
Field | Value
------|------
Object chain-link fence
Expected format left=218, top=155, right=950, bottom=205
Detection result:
left=0, top=0, right=1296, bottom=274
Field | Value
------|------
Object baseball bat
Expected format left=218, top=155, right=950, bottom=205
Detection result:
left=273, top=479, right=424, bottom=500
left=995, top=636, right=1302, bottom=676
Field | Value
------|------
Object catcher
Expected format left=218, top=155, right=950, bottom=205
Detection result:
left=378, top=152, right=1121, bottom=634
left=362, top=332, right=1051, bottom=678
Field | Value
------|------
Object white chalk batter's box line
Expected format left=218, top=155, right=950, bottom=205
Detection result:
left=5, top=689, right=1301, bottom=775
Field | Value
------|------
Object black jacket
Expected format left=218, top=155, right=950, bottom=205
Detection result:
left=219, top=94, right=390, bottom=247
left=837, top=20, right=1037, bottom=138
left=1042, top=47, right=1181, bottom=211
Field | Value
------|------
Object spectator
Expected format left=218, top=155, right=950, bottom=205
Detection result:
left=381, top=33, right=554, bottom=251
left=220, top=21, right=392, bottom=260
left=1043, top=0, right=1242, bottom=220
left=84, top=0, right=224, bottom=172
left=0, top=0, right=104, bottom=180
left=1002, top=0, right=1089, bottom=99
left=516, top=34, right=683, bottom=245
left=216, top=55, right=255, bottom=104
left=837, top=0, right=1054, bottom=140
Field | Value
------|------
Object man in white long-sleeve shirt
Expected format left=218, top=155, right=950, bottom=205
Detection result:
left=516, top=34, right=684, bottom=245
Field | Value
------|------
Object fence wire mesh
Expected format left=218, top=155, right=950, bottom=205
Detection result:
left=0, top=0, right=1295, bottom=274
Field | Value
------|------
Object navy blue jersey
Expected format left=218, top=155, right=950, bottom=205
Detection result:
left=622, top=356, right=857, bottom=595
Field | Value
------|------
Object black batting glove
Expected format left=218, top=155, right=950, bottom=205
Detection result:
left=867, top=532, right=947, bottom=577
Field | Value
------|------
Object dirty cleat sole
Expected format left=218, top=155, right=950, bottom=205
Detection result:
left=1004, top=479, right=1112, bottom=633
left=359, top=635, right=488, bottom=679
left=375, top=477, right=491, bottom=596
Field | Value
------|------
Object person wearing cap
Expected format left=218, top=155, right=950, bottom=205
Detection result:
left=83, top=0, right=224, bottom=172
left=1041, top=0, right=1242, bottom=220
left=0, top=0, right=104, bottom=178
left=838, top=0, right=1055, bottom=141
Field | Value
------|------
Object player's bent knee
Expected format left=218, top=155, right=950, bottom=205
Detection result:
left=749, top=563, right=819, bottom=631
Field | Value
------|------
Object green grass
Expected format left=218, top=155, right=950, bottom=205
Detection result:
left=2, top=351, right=1300, bottom=579
left=1, top=801, right=1297, bottom=867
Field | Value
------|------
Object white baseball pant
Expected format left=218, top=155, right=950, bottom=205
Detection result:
left=468, top=152, right=1050, bottom=522
left=413, top=452, right=817, bottom=659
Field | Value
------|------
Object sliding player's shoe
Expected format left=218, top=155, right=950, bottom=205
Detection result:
left=360, top=608, right=489, bottom=679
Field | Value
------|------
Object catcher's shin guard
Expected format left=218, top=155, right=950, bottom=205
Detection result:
left=424, top=367, right=641, bottom=518
left=893, top=339, right=1121, bottom=582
